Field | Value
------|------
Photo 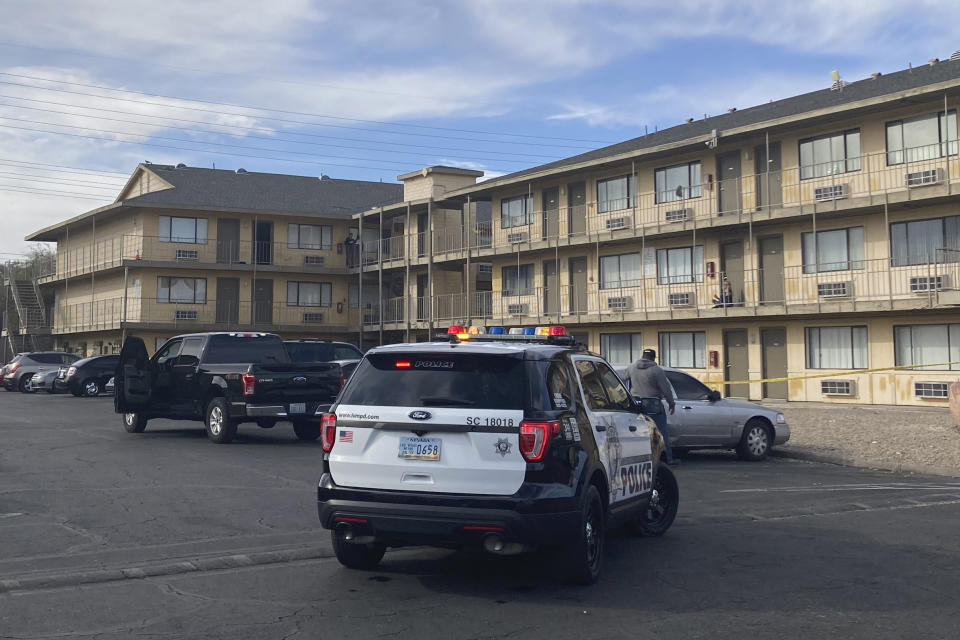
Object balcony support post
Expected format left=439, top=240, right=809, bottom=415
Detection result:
left=378, top=206, right=384, bottom=345
left=465, top=195, right=471, bottom=325
left=946, top=91, right=952, bottom=196
left=427, top=199, right=433, bottom=337
left=405, top=203, right=411, bottom=341
left=121, top=266, right=128, bottom=346
left=884, top=195, right=893, bottom=309
left=765, top=130, right=771, bottom=217
left=812, top=207, right=819, bottom=315
left=357, top=213, right=363, bottom=350
left=91, top=214, right=96, bottom=331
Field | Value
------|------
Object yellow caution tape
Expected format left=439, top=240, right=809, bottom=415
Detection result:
left=709, top=361, right=960, bottom=388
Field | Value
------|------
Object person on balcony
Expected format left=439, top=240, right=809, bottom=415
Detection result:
left=712, top=278, right=733, bottom=307
left=344, top=232, right=358, bottom=267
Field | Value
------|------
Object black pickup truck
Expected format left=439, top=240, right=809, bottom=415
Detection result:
left=114, top=332, right=342, bottom=444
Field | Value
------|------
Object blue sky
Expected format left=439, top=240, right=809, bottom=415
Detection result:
left=1, top=0, right=960, bottom=255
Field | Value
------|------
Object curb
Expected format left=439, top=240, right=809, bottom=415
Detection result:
left=0, top=546, right=333, bottom=594
left=772, top=447, right=960, bottom=479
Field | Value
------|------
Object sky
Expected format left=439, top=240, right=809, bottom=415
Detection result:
left=1, top=0, right=960, bottom=257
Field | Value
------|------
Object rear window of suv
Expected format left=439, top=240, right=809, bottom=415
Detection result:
left=286, top=342, right=362, bottom=362
left=340, top=352, right=527, bottom=409
left=203, top=335, right=290, bottom=364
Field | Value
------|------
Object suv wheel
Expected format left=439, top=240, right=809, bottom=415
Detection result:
left=205, top=398, right=238, bottom=444
left=82, top=378, right=101, bottom=397
left=18, top=375, right=34, bottom=393
left=629, top=464, right=679, bottom=537
left=331, top=528, right=386, bottom=570
left=563, top=484, right=605, bottom=585
left=122, top=412, right=148, bottom=433
left=736, top=419, right=771, bottom=461
left=293, top=420, right=320, bottom=441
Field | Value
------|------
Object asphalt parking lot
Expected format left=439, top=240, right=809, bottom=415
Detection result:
left=1, top=392, right=959, bottom=639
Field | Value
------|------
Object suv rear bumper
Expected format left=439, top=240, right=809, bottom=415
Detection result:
left=317, top=473, right=580, bottom=546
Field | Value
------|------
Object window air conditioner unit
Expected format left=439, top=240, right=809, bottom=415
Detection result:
left=814, top=184, right=848, bottom=202
left=507, top=232, right=528, bottom=244
left=817, top=281, right=851, bottom=298
left=665, top=209, right=690, bottom=223
left=607, top=296, right=632, bottom=310
left=668, top=292, right=693, bottom=307
left=302, top=312, right=324, bottom=323
left=905, top=168, right=944, bottom=187
left=915, top=381, right=949, bottom=399
left=910, top=275, right=946, bottom=293
left=605, top=217, right=628, bottom=230
left=821, top=380, right=854, bottom=396
left=477, top=264, right=493, bottom=274
left=175, top=249, right=199, bottom=261
left=303, top=255, right=325, bottom=265
left=174, top=309, right=198, bottom=320
left=507, top=303, right=528, bottom=315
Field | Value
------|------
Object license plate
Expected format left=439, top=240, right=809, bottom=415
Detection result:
left=288, top=403, right=306, bottom=414
left=398, top=437, right=441, bottom=461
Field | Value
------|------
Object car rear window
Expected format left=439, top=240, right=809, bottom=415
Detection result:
left=340, top=352, right=527, bottom=409
left=286, top=342, right=335, bottom=362
left=203, top=335, right=290, bottom=364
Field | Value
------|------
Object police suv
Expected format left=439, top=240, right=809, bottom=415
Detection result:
left=316, top=326, right=679, bottom=584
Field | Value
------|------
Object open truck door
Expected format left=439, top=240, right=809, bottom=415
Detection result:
left=115, top=336, right=152, bottom=413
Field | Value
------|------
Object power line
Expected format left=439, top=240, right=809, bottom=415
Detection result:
left=0, top=170, right=125, bottom=189
left=0, top=71, right=614, bottom=144
left=0, top=184, right=112, bottom=200
left=0, top=158, right=129, bottom=176
left=0, top=176, right=116, bottom=195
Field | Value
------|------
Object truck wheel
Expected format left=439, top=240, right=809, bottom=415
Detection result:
left=563, top=484, right=605, bottom=585
left=122, top=412, right=148, bottom=433
left=629, top=464, right=679, bottom=537
left=256, top=418, right=277, bottom=429
left=82, top=378, right=101, bottom=397
left=332, top=528, right=385, bottom=570
left=205, top=397, right=238, bottom=444
left=293, top=420, right=320, bottom=441
left=736, top=419, right=771, bottom=461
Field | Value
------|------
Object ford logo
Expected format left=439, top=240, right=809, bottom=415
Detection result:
left=409, top=410, right=432, bottom=421
left=292, top=376, right=307, bottom=384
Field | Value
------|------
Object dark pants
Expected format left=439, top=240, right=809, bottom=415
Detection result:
left=653, top=409, right=674, bottom=463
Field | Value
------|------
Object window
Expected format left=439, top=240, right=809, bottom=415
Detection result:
left=799, top=129, right=861, bottom=179
left=597, top=175, right=632, bottom=214
left=657, top=246, right=704, bottom=284
left=890, top=215, right=960, bottom=266
left=664, top=370, right=711, bottom=401
left=501, top=264, right=534, bottom=296
left=157, top=277, right=206, bottom=304
left=158, top=216, right=208, bottom=243
left=599, top=252, right=640, bottom=289
left=805, top=326, right=867, bottom=369
left=596, top=362, right=633, bottom=411
left=575, top=360, right=611, bottom=410
left=655, top=162, right=701, bottom=203
left=348, top=284, right=360, bottom=308
left=600, top=333, right=643, bottom=367
left=501, top=194, right=533, bottom=229
left=659, top=332, right=706, bottom=368
left=287, top=282, right=332, bottom=307
left=545, top=360, right=574, bottom=410
left=886, top=110, right=957, bottom=165
left=895, top=324, right=960, bottom=371
left=153, top=340, right=182, bottom=365
left=288, top=224, right=332, bottom=250
left=177, top=337, right=204, bottom=368
left=801, top=227, right=865, bottom=273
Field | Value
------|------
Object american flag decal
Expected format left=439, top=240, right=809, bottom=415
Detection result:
left=339, top=430, right=354, bottom=443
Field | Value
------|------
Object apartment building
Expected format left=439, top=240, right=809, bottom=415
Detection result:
left=357, top=59, right=960, bottom=406
left=26, top=163, right=402, bottom=356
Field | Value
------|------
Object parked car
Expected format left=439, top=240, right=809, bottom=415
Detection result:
left=105, top=376, right=115, bottom=395
left=115, top=332, right=344, bottom=443
left=284, top=340, right=363, bottom=381
left=618, top=366, right=789, bottom=461
left=3, top=352, right=80, bottom=393
left=62, top=354, right=120, bottom=397
left=30, top=368, right=65, bottom=394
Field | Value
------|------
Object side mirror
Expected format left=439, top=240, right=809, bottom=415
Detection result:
left=634, top=396, right=663, bottom=416
left=708, top=390, right=722, bottom=402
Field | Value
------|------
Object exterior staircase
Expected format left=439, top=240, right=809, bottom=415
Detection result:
left=1, top=275, right=53, bottom=361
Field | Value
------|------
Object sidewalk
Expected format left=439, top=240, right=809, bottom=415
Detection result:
left=762, top=401, right=960, bottom=477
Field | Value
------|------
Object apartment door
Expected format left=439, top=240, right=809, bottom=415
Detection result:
left=543, top=259, right=559, bottom=316
left=215, top=277, right=239, bottom=325
left=252, top=278, right=273, bottom=325
left=216, top=219, right=240, bottom=264
left=568, top=182, right=586, bottom=236
left=417, top=213, right=428, bottom=257
left=568, top=257, right=588, bottom=314
left=720, top=240, right=744, bottom=305
left=416, top=273, right=428, bottom=321
left=253, top=221, right=273, bottom=265
left=755, top=142, right=782, bottom=209
left=758, top=235, right=784, bottom=304
left=761, top=327, right=788, bottom=399
left=542, top=187, right=560, bottom=239
left=723, top=329, right=749, bottom=398
left=716, top=151, right=742, bottom=215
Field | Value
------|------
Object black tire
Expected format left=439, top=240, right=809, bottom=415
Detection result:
left=629, top=464, right=679, bottom=537
left=205, top=397, right=238, bottom=444
left=563, top=483, right=605, bottom=585
left=122, top=412, right=148, bottom=433
left=81, top=378, right=101, bottom=397
left=18, top=375, right=34, bottom=393
left=293, top=420, right=320, bottom=441
left=736, top=419, right=772, bottom=461
left=256, top=418, right=278, bottom=429
left=331, top=527, right=386, bottom=570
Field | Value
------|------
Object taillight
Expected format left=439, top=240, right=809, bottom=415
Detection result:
left=338, top=371, right=345, bottom=389
left=321, top=413, right=337, bottom=452
left=241, top=373, right=256, bottom=396
left=9, top=363, right=20, bottom=374
left=519, top=420, right=560, bottom=462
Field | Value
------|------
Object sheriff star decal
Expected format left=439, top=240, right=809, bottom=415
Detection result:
left=494, top=438, right=512, bottom=457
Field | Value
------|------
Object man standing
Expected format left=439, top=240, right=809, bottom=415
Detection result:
left=627, top=348, right=678, bottom=465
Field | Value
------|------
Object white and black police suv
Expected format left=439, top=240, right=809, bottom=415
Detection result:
left=316, top=326, right=678, bottom=584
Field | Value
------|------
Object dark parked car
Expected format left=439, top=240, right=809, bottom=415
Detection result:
left=284, top=340, right=363, bottom=381
left=63, top=354, right=120, bottom=397
left=3, top=352, right=80, bottom=392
